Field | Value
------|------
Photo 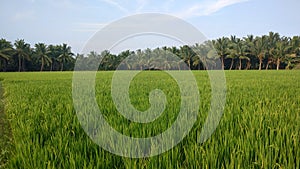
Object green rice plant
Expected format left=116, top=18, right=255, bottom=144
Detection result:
left=0, top=70, right=298, bottom=168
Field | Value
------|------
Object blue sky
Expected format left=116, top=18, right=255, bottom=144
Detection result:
left=1, top=0, right=300, bottom=53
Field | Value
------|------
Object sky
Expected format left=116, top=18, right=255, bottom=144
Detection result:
left=1, top=0, right=300, bottom=53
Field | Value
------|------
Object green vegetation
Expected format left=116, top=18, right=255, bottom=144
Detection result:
left=1, top=32, right=300, bottom=72
left=0, top=81, right=12, bottom=168
left=0, top=71, right=299, bottom=168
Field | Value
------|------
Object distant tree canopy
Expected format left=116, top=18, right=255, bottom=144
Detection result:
left=0, top=39, right=75, bottom=72
left=1, top=32, right=300, bottom=72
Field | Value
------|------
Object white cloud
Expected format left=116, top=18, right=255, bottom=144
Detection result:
left=93, top=0, right=248, bottom=19
left=135, top=0, right=148, bottom=13
left=72, top=0, right=249, bottom=32
left=100, top=0, right=129, bottom=14
left=98, top=0, right=149, bottom=14
left=204, top=0, right=248, bottom=15
left=174, top=0, right=249, bottom=18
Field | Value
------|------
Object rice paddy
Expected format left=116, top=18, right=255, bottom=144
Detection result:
left=0, top=70, right=299, bottom=168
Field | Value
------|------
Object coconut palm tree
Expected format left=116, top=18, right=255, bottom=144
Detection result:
left=47, top=44, right=61, bottom=71
left=86, top=51, right=101, bottom=70
left=117, top=50, right=133, bottom=70
left=14, top=39, right=31, bottom=72
left=166, top=46, right=181, bottom=70
left=243, top=35, right=256, bottom=70
left=57, top=43, right=74, bottom=71
left=253, top=36, right=268, bottom=70
left=143, top=48, right=154, bottom=70
left=266, top=32, right=281, bottom=70
left=0, top=39, right=13, bottom=71
left=285, top=36, right=300, bottom=69
left=234, top=39, right=248, bottom=70
left=100, top=50, right=117, bottom=70
left=180, top=45, right=195, bottom=70
left=34, top=43, right=52, bottom=71
left=206, top=40, right=222, bottom=69
left=289, top=36, right=300, bottom=57
left=228, top=36, right=238, bottom=70
left=213, top=37, right=229, bottom=69
left=134, top=49, right=146, bottom=70
left=271, top=37, right=291, bottom=70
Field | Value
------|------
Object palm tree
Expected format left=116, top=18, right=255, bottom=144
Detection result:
left=168, top=46, right=181, bottom=69
left=290, top=36, right=300, bottom=56
left=86, top=51, right=101, bottom=70
left=266, top=32, right=280, bottom=70
left=180, top=45, right=195, bottom=70
left=48, top=44, right=61, bottom=71
left=202, top=40, right=219, bottom=70
left=243, top=35, right=256, bottom=70
left=134, top=49, right=145, bottom=70
left=57, top=43, right=74, bottom=71
left=192, top=42, right=211, bottom=70
left=117, top=50, right=132, bottom=70
left=253, top=36, right=268, bottom=70
left=192, top=53, right=202, bottom=70
left=101, top=50, right=116, bottom=70
left=228, top=36, right=239, bottom=70
left=285, top=36, right=300, bottom=69
left=14, top=39, right=31, bottom=72
left=271, top=37, right=291, bottom=70
left=73, top=53, right=86, bottom=70
left=163, top=54, right=173, bottom=70
left=238, top=40, right=249, bottom=70
left=0, top=39, right=13, bottom=71
left=213, top=37, right=229, bottom=69
left=34, top=43, right=52, bottom=71
left=144, top=48, right=153, bottom=70
left=229, top=38, right=248, bottom=70
left=167, top=46, right=180, bottom=57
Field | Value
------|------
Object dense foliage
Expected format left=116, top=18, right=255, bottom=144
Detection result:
left=0, top=71, right=299, bottom=168
left=1, top=32, right=300, bottom=71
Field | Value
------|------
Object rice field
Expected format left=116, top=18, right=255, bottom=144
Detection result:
left=0, top=71, right=299, bottom=168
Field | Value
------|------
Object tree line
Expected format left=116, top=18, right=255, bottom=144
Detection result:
left=0, top=39, right=74, bottom=72
left=0, top=32, right=299, bottom=72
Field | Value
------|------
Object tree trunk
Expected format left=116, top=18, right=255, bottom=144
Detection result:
left=1, top=59, right=8, bottom=72
left=4, top=59, right=7, bottom=72
left=50, top=62, right=53, bottom=71
left=40, top=61, right=44, bottom=71
left=18, top=56, right=21, bottom=72
left=229, top=59, right=234, bottom=70
left=0, top=59, right=2, bottom=72
left=266, top=62, right=269, bottom=70
left=221, top=56, right=224, bottom=70
left=245, top=60, right=251, bottom=70
left=259, top=58, right=262, bottom=70
left=266, top=58, right=272, bottom=70
left=276, top=58, right=280, bottom=70
left=60, top=62, right=63, bottom=71
left=22, top=57, right=26, bottom=72
left=187, top=59, right=191, bottom=70
left=239, top=58, right=242, bottom=70
left=285, top=61, right=291, bottom=70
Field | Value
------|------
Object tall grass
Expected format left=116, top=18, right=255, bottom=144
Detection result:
left=0, top=71, right=299, bottom=168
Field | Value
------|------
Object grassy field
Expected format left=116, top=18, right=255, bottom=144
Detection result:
left=0, top=71, right=299, bottom=168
